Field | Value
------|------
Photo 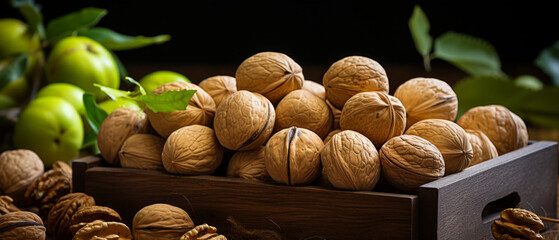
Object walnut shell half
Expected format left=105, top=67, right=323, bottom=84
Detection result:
left=70, top=205, right=122, bottom=235
left=133, top=203, right=195, bottom=240
left=235, top=52, right=304, bottom=104
left=0, top=149, right=44, bottom=207
left=214, top=90, right=275, bottom=151
left=457, top=105, right=528, bottom=155
left=47, top=192, right=95, bottom=240
left=323, top=56, right=389, bottom=109
left=265, top=127, right=323, bottom=185
left=0, top=211, right=46, bottom=240
left=73, top=220, right=132, bottom=240
left=321, top=130, right=381, bottom=190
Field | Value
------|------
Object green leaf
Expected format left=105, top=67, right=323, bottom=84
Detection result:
left=125, top=77, right=146, bottom=95
left=79, top=27, right=171, bottom=51
left=408, top=5, right=432, bottom=60
left=83, top=93, right=108, bottom=134
left=515, top=87, right=559, bottom=130
left=10, top=0, right=45, bottom=39
left=453, top=76, right=532, bottom=117
left=0, top=54, right=28, bottom=90
left=135, top=89, right=197, bottom=113
left=82, top=127, right=97, bottom=148
left=514, top=75, right=544, bottom=91
left=535, top=40, right=559, bottom=86
left=108, top=49, right=127, bottom=81
left=46, top=7, right=107, bottom=43
left=434, top=31, right=504, bottom=77
left=93, top=83, right=132, bottom=100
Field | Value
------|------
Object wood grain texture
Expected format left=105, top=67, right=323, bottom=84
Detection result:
left=419, top=141, right=558, bottom=240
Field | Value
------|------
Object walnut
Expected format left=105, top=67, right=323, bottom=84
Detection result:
left=302, top=80, right=325, bottom=100
left=73, top=220, right=132, bottom=240
left=325, top=100, right=341, bottom=130
left=394, top=77, right=458, bottom=129
left=274, top=90, right=333, bottom=139
left=226, top=146, right=271, bottom=182
left=119, top=134, right=165, bottom=171
left=0, top=211, right=46, bottom=240
left=379, top=135, right=445, bottom=191
left=0, top=196, right=20, bottom=215
left=457, top=105, right=528, bottom=155
left=97, top=108, right=151, bottom=166
left=340, top=91, right=406, bottom=148
left=322, top=56, right=389, bottom=109
left=145, top=81, right=216, bottom=138
left=492, top=208, right=544, bottom=240
left=133, top=203, right=195, bottom=240
left=321, top=130, right=381, bottom=190
left=47, top=192, right=95, bottom=240
left=235, top=52, right=304, bottom=104
left=25, top=168, right=72, bottom=219
left=180, top=224, right=227, bottom=240
left=323, top=129, right=342, bottom=144
left=198, top=75, right=237, bottom=107
left=264, top=127, right=323, bottom=185
left=52, top=161, right=72, bottom=175
left=162, top=125, right=223, bottom=175
left=465, top=129, right=498, bottom=166
left=214, top=90, right=275, bottom=151
left=0, top=149, right=44, bottom=206
left=406, top=119, right=473, bottom=175
left=69, top=205, right=122, bottom=236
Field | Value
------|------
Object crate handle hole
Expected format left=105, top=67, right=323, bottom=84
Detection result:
left=482, top=192, right=520, bottom=224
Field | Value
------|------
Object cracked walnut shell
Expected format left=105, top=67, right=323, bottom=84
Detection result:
left=465, top=129, right=498, bottom=166
left=340, top=91, right=406, bottom=148
left=406, top=119, right=473, bottom=175
left=235, top=52, right=304, bottom=104
left=162, top=125, right=223, bottom=175
left=146, top=81, right=216, bottom=138
left=492, top=208, right=544, bottom=240
left=379, top=135, right=445, bottom=191
left=323, top=56, right=389, bottom=109
left=214, top=90, right=275, bottom=151
left=198, top=75, right=237, bottom=107
left=133, top=203, right=195, bottom=240
left=0, top=211, right=46, bottom=240
left=180, top=224, right=227, bottom=240
left=321, top=130, right=381, bottom=191
left=457, top=105, right=528, bottom=155
left=119, top=133, right=165, bottom=171
left=47, top=192, right=95, bottom=240
left=70, top=205, right=122, bottom=235
left=275, top=90, right=333, bottom=139
left=97, top=107, right=152, bottom=166
left=227, top=146, right=271, bottom=182
left=73, top=220, right=132, bottom=240
left=0, top=149, right=44, bottom=207
left=25, top=168, right=72, bottom=219
left=394, top=77, right=458, bottom=129
left=265, top=127, right=323, bottom=185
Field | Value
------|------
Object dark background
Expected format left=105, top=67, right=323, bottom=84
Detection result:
left=2, top=1, right=558, bottom=84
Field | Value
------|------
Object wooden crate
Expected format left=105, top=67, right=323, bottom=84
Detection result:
left=72, top=141, right=558, bottom=240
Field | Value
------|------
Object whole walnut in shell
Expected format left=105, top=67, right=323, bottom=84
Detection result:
left=0, top=211, right=46, bottom=240
left=162, top=125, right=223, bottom=175
left=47, top=192, right=95, bottom=240
left=394, top=77, right=458, bottom=129
left=74, top=220, right=132, bottom=240
left=323, top=56, right=389, bottom=109
left=235, top=52, right=304, bottom=104
left=457, top=105, right=528, bottom=155
left=214, top=90, right=275, bottom=151
left=227, top=146, right=271, bottom=182
left=340, top=91, right=406, bottom=148
left=321, top=130, right=381, bottom=190
left=275, top=90, right=333, bottom=139
left=380, top=135, right=445, bottom=191
left=25, top=168, right=72, bottom=219
left=265, top=127, right=323, bottom=185
left=97, top=108, right=151, bottom=166
left=465, top=129, right=499, bottom=166
left=0, top=149, right=44, bottom=206
left=119, top=134, right=165, bottom=171
left=145, top=81, right=216, bottom=138
left=133, top=203, right=195, bottom=240
left=302, top=80, right=325, bottom=100
left=325, top=100, right=341, bottom=130
left=198, top=75, right=237, bottom=107
left=406, top=119, right=473, bottom=175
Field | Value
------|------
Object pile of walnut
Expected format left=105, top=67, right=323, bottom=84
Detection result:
left=95, top=51, right=529, bottom=192
left=492, top=208, right=546, bottom=240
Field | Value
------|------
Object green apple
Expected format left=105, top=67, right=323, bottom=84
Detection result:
left=36, top=83, right=85, bottom=115
left=98, top=97, right=142, bottom=114
left=0, top=18, right=43, bottom=79
left=0, top=60, right=29, bottom=109
left=45, top=36, right=119, bottom=101
left=13, top=97, right=84, bottom=166
left=139, top=70, right=190, bottom=94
